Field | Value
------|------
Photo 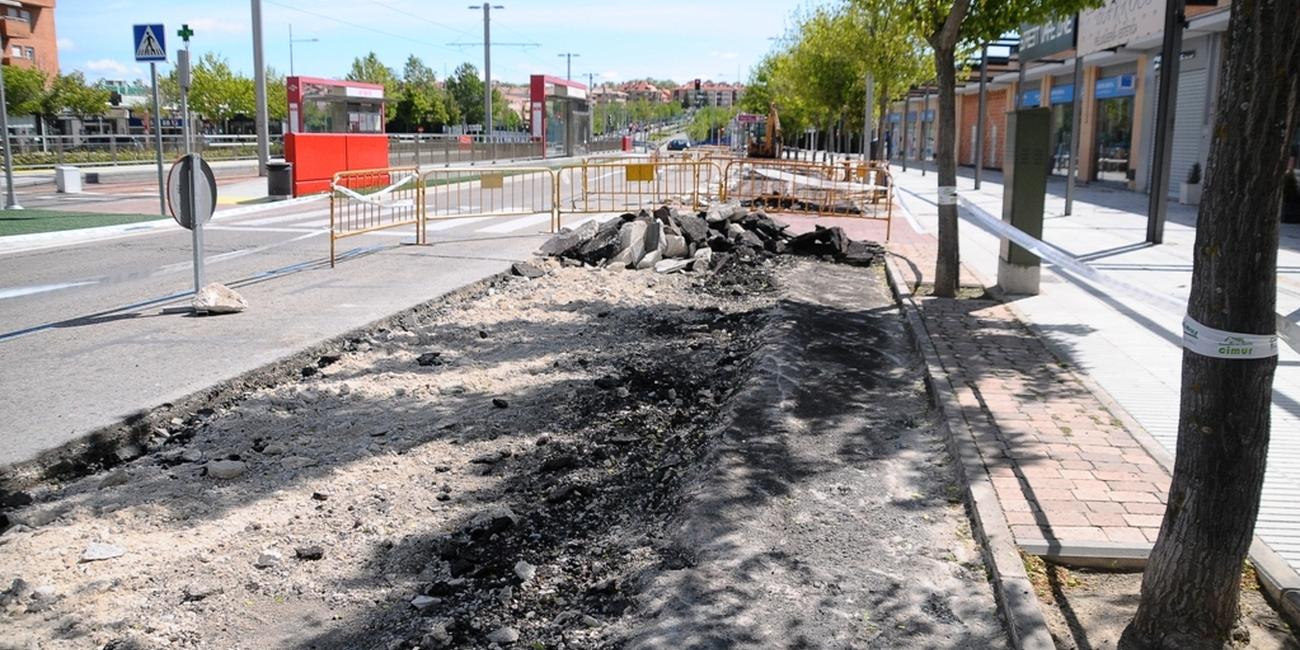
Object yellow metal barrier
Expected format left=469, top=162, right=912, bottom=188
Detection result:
left=557, top=160, right=723, bottom=216
left=719, top=159, right=894, bottom=240
left=421, top=167, right=559, bottom=233
left=330, top=166, right=423, bottom=267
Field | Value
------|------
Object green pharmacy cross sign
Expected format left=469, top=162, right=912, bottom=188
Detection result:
left=177, top=24, right=194, bottom=44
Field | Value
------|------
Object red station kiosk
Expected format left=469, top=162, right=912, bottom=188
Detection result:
left=529, top=75, right=591, bottom=158
left=284, top=76, right=389, bottom=196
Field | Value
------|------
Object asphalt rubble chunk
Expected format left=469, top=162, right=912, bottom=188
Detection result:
left=537, top=201, right=885, bottom=273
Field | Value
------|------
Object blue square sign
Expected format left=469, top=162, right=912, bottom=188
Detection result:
left=133, top=24, right=167, bottom=62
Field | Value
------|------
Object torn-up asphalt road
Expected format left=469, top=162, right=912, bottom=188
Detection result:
left=0, top=253, right=1005, bottom=649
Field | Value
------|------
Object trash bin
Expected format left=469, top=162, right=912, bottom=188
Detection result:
left=55, top=166, right=82, bottom=193
left=267, top=160, right=292, bottom=199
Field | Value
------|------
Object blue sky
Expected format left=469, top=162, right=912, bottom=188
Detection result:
left=56, top=0, right=802, bottom=86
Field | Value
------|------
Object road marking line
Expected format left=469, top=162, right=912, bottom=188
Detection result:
left=0, top=280, right=100, bottom=301
left=475, top=212, right=553, bottom=234
left=426, top=216, right=494, bottom=232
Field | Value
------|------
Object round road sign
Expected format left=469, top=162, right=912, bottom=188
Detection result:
left=167, top=153, right=218, bottom=230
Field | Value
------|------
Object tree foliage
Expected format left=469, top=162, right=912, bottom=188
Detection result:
left=741, top=2, right=930, bottom=146
left=2, top=65, right=110, bottom=130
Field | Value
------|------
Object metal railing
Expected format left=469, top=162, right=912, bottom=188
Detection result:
left=324, top=156, right=895, bottom=266
left=4, top=134, right=284, bottom=169
left=421, top=167, right=559, bottom=232
left=556, top=160, right=722, bottom=215
left=329, top=166, right=423, bottom=266
left=720, top=159, right=894, bottom=239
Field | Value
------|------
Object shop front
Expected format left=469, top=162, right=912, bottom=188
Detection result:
left=1047, top=83, right=1075, bottom=176
left=1092, top=73, right=1136, bottom=185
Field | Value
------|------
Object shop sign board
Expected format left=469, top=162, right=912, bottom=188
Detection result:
left=1078, top=0, right=1164, bottom=55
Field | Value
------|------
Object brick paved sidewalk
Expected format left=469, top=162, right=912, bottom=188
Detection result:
left=888, top=229, right=1171, bottom=556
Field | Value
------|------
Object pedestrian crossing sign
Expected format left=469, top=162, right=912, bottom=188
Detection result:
left=133, top=24, right=167, bottom=62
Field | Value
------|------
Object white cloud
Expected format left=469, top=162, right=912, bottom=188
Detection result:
left=85, top=59, right=132, bottom=76
left=57, top=37, right=76, bottom=52
left=711, top=51, right=740, bottom=61
left=82, top=59, right=145, bottom=79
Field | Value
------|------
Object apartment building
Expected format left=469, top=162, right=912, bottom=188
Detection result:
left=1, top=0, right=57, bottom=78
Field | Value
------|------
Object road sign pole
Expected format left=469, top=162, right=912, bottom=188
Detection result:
left=150, top=62, right=165, bottom=216
left=178, top=49, right=204, bottom=294
left=0, top=62, right=23, bottom=210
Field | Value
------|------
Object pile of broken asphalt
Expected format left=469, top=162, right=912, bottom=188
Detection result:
left=538, top=201, right=884, bottom=274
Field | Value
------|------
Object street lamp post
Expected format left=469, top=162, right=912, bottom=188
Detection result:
left=288, top=24, right=319, bottom=77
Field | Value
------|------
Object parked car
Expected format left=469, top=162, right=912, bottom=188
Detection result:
left=666, top=138, right=691, bottom=151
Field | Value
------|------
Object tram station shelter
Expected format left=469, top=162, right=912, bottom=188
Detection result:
left=530, top=75, right=591, bottom=158
left=284, top=76, right=389, bottom=196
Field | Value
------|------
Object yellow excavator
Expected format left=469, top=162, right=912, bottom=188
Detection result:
left=746, top=104, right=783, bottom=159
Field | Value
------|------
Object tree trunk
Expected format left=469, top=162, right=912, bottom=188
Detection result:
left=1119, top=2, right=1298, bottom=648
left=932, top=44, right=961, bottom=298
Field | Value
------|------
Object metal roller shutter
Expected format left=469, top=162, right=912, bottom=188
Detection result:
left=1168, top=68, right=1208, bottom=198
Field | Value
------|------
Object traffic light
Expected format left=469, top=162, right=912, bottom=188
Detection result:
left=694, top=79, right=701, bottom=92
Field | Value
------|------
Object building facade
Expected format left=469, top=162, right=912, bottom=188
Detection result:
left=1, top=0, right=57, bottom=78
left=885, top=1, right=1266, bottom=203
left=672, top=81, right=745, bottom=108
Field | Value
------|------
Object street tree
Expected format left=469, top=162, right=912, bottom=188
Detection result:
left=345, top=52, right=399, bottom=123
left=186, top=53, right=255, bottom=127
left=445, top=63, right=486, bottom=127
left=1119, top=1, right=1300, bottom=647
left=907, top=0, right=1097, bottom=297
left=845, top=0, right=931, bottom=160
left=393, top=55, right=451, bottom=132
left=2, top=64, right=45, bottom=117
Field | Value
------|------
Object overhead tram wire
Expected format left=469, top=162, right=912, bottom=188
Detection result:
left=361, top=0, right=478, bottom=41
left=354, top=0, right=551, bottom=80
left=264, top=0, right=462, bottom=55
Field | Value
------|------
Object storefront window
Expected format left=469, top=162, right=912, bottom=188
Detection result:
left=1092, top=74, right=1136, bottom=185
left=1050, top=104, right=1073, bottom=175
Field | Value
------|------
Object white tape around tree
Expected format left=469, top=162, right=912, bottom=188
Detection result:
left=937, top=186, right=958, bottom=205
left=1182, top=316, right=1278, bottom=359
left=945, top=193, right=1300, bottom=355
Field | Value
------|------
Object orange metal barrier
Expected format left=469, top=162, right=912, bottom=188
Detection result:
left=420, top=167, right=559, bottom=232
left=720, top=159, right=894, bottom=240
left=557, top=160, right=722, bottom=215
left=329, top=166, right=423, bottom=266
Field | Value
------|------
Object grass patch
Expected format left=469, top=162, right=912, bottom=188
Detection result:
left=0, top=208, right=165, bottom=237
left=1023, top=551, right=1085, bottom=605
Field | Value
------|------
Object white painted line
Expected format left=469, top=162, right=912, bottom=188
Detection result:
left=227, top=207, right=331, bottom=227
left=205, top=225, right=326, bottom=234
left=426, top=216, right=494, bottom=232
left=0, top=280, right=100, bottom=300
left=475, top=212, right=553, bottom=234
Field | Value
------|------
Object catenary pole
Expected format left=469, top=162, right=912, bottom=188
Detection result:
left=251, top=0, right=269, bottom=176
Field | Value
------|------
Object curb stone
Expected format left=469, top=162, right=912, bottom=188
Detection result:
left=883, top=253, right=1055, bottom=650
